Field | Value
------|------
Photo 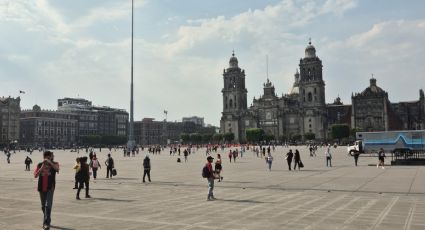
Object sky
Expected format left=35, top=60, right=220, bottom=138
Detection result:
left=1, top=0, right=425, bottom=126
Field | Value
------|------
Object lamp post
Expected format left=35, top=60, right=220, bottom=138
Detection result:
left=127, top=0, right=136, bottom=150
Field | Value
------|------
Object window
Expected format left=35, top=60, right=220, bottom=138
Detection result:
left=229, top=99, right=233, bottom=108
left=308, top=92, right=312, bottom=102
left=314, top=88, right=317, bottom=94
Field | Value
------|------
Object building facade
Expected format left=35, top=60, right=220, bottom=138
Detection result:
left=0, top=96, right=21, bottom=145
left=20, top=105, right=78, bottom=147
left=182, top=116, right=205, bottom=127
left=220, top=42, right=425, bottom=142
left=134, top=118, right=217, bottom=145
left=220, top=42, right=327, bottom=141
left=57, top=98, right=128, bottom=142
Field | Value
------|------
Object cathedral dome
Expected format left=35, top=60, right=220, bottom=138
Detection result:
left=229, top=51, right=238, bottom=68
left=305, top=40, right=316, bottom=58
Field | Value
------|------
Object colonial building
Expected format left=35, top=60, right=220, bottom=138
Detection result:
left=0, top=96, right=21, bottom=145
left=182, top=116, right=205, bottom=127
left=220, top=41, right=327, bottom=141
left=220, top=41, right=425, bottom=142
left=20, top=105, right=78, bottom=147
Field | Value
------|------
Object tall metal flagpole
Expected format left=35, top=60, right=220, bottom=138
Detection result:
left=128, top=0, right=135, bottom=150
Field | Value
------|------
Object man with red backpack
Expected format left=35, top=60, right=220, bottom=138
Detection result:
left=202, top=156, right=217, bottom=201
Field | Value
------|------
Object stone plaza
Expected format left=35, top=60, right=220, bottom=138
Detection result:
left=1, top=146, right=425, bottom=229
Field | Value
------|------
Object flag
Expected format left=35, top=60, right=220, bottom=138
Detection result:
left=19, top=90, right=25, bottom=94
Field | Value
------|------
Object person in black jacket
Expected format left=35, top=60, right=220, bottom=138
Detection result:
left=25, top=156, right=33, bottom=171
left=143, top=155, right=151, bottom=183
left=285, top=149, right=293, bottom=171
left=294, top=149, right=301, bottom=170
left=76, top=157, right=91, bottom=200
left=105, top=154, right=114, bottom=178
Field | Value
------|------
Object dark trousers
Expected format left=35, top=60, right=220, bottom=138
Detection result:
left=39, top=190, right=54, bottom=227
left=92, top=168, right=98, bottom=179
left=143, top=169, right=151, bottom=182
left=25, top=164, right=30, bottom=171
left=294, top=160, right=300, bottom=170
left=74, top=174, right=84, bottom=188
left=77, top=180, right=89, bottom=198
left=106, top=167, right=113, bottom=178
left=354, top=156, right=359, bottom=166
left=287, top=159, right=292, bottom=171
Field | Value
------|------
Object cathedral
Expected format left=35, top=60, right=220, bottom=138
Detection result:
left=220, top=41, right=425, bottom=142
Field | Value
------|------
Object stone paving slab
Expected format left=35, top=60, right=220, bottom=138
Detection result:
left=1, top=146, right=425, bottom=229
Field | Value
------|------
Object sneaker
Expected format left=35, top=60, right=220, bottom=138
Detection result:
left=76, top=197, right=81, bottom=200
left=86, top=195, right=91, bottom=198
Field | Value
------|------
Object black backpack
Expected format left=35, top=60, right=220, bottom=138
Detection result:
left=202, top=165, right=210, bottom=178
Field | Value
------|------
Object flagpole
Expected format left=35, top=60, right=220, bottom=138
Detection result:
left=127, top=0, right=135, bottom=150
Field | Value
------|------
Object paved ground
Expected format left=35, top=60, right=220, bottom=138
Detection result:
left=1, top=146, right=425, bottom=230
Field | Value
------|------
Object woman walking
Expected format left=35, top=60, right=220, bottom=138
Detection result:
left=215, top=154, right=223, bottom=182
left=294, top=149, right=301, bottom=170
left=266, top=153, right=273, bottom=171
left=76, top=157, right=91, bottom=200
left=90, top=154, right=101, bottom=180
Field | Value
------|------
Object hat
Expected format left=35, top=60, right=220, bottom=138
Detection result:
left=207, top=156, right=214, bottom=160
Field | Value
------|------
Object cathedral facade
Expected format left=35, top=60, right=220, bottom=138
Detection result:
left=220, top=42, right=425, bottom=142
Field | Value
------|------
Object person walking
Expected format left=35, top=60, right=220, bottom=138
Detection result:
left=76, top=156, right=91, bottom=200
left=285, top=149, right=294, bottom=171
left=90, top=155, right=101, bottom=180
left=377, top=148, right=386, bottom=169
left=325, top=145, right=332, bottom=167
left=184, top=149, right=188, bottom=162
left=73, top=158, right=81, bottom=189
left=266, top=153, right=273, bottom=171
left=228, top=150, right=232, bottom=163
left=353, top=151, right=360, bottom=166
left=215, top=154, right=223, bottom=182
left=25, top=156, right=33, bottom=171
left=294, top=149, right=301, bottom=170
left=232, top=150, right=237, bottom=163
left=105, top=154, right=114, bottom=178
left=34, top=151, right=59, bottom=230
left=6, top=151, right=11, bottom=164
left=204, top=156, right=216, bottom=201
left=143, top=155, right=151, bottom=183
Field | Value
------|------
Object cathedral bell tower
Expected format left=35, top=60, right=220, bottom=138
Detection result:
left=298, top=40, right=327, bottom=139
left=220, top=51, right=248, bottom=142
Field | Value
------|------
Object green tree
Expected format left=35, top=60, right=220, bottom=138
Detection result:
left=224, top=133, right=235, bottom=142
left=180, top=133, right=190, bottom=143
left=202, top=133, right=213, bottom=143
left=212, top=133, right=223, bottom=143
left=331, top=124, right=350, bottom=141
left=292, top=134, right=302, bottom=142
left=263, top=133, right=275, bottom=142
left=304, top=132, right=316, bottom=140
left=350, top=128, right=363, bottom=138
left=82, top=135, right=101, bottom=145
left=245, top=128, right=265, bottom=143
left=190, top=133, right=202, bottom=143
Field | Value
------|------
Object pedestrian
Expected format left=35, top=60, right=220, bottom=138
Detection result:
left=285, top=149, right=293, bottom=171
left=89, top=154, right=101, bottom=180
left=353, top=151, right=360, bottom=166
left=6, top=151, right=11, bottom=164
left=34, top=151, right=59, bottom=230
left=266, top=153, right=273, bottom=171
left=73, top=158, right=81, bottom=189
left=325, top=145, right=332, bottom=167
left=377, top=148, right=386, bottom=169
left=184, top=149, right=188, bottom=162
left=143, top=155, right=151, bottom=183
left=294, top=149, right=301, bottom=170
left=204, top=156, right=217, bottom=201
left=25, top=156, right=33, bottom=171
left=105, top=153, right=114, bottom=178
left=228, top=150, right=232, bottom=163
left=232, top=150, right=237, bottom=163
left=215, top=154, right=223, bottom=182
left=76, top=156, right=91, bottom=200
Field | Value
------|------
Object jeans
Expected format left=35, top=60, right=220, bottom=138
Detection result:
left=268, top=161, right=272, bottom=171
left=25, top=164, right=30, bottom=171
left=143, top=169, right=151, bottom=182
left=92, top=168, right=98, bottom=179
left=106, top=167, right=113, bottom=178
left=287, top=160, right=292, bottom=171
left=39, top=190, right=54, bottom=227
left=77, top=180, right=89, bottom=198
left=326, top=157, right=332, bottom=167
left=207, top=178, right=214, bottom=199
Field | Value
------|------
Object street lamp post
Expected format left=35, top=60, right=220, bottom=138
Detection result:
left=127, top=0, right=136, bottom=150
